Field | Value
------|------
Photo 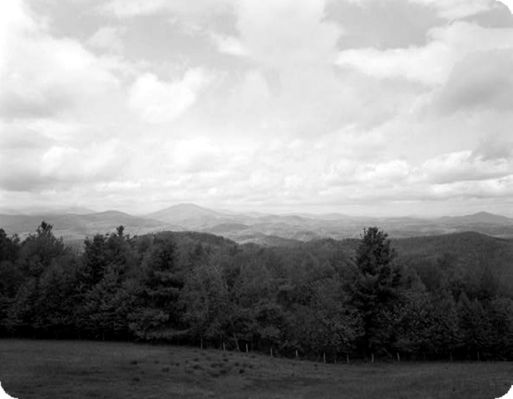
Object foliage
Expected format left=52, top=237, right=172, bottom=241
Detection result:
left=0, top=222, right=512, bottom=360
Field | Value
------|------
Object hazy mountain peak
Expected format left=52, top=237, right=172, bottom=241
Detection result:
left=146, top=203, right=224, bottom=225
left=440, top=211, right=513, bottom=225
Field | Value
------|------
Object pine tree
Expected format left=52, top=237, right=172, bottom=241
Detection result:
left=349, top=227, right=403, bottom=359
left=182, top=262, right=231, bottom=347
left=128, top=236, right=185, bottom=340
left=457, top=293, right=491, bottom=360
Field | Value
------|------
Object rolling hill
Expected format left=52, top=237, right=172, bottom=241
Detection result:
left=3, top=204, right=513, bottom=246
left=0, top=211, right=177, bottom=241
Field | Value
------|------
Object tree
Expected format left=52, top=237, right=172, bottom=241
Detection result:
left=425, top=290, right=460, bottom=359
left=181, top=262, right=231, bottom=347
left=128, top=235, right=185, bottom=340
left=286, top=277, right=361, bottom=361
left=0, top=230, right=21, bottom=335
left=31, top=254, right=81, bottom=337
left=457, top=293, right=491, bottom=360
left=19, top=221, right=66, bottom=277
left=6, top=222, right=68, bottom=335
left=81, top=234, right=108, bottom=287
left=0, top=229, right=19, bottom=263
left=80, top=268, right=137, bottom=340
left=76, top=226, right=138, bottom=339
left=348, top=227, right=403, bottom=359
left=487, top=297, right=513, bottom=359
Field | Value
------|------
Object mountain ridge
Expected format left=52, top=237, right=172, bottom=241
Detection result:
left=2, top=203, right=513, bottom=245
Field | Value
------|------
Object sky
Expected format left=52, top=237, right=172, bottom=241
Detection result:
left=1, top=0, right=513, bottom=216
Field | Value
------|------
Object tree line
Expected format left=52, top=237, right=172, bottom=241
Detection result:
left=0, top=222, right=512, bottom=362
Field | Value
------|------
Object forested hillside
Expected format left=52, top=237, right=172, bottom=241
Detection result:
left=0, top=222, right=512, bottom=361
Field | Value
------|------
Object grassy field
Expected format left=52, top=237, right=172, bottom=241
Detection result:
left=0, top=340, right=511, bottom=399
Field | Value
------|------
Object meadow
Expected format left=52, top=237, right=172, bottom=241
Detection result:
left=0, top=339, right=511, bottom=399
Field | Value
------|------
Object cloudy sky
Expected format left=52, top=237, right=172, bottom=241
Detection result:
left=2, top=0, right=513, bottom=216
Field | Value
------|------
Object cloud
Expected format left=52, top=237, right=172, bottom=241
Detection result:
left=87, top=26, right=126, bottom=53
left=502, top=0, right=513, bottom=12
left=435, top=49, right=513, bottom=114
left=340, top=0, right=500, bottom=19
left=3, top=0, right=513, bottom=216
left=409, top=0, right=497, bottom=19
left=0, top=134, right=128, bottom=192
left=421, top=151, right=513, bottom=184
left=40, top=141, right=126, bottom=182
left=474, top=137, right=513, bottom=161
left=336, top=22, right=513, bottom=86
left=210, top=33, right=248, bottom=56
left=327, top=0, right=442, bottom=50
left=128, top=69, right=209, bottom=124
left=0, top=0, right=122, bottom=120
left=235, top=0, right=341, bottom=69
left=464, top=1, right=513, bottom=28
left=100, top=0, right=232, bottom=19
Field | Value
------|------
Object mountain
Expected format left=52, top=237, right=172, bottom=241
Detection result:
left=393, top=232, right=513, bottom=296
left=145, top=203, right=231, bottom=228
left=0, top=211, right=176, bottom=241
left=311, top=231, right=513, bottom=295
left=205, top=223, right=250, bottom=234
left=437, top=211, right=513, bottom=226
left=3, top=204, right=513, bottom=246
left=0, top=206, right=96, bottom=215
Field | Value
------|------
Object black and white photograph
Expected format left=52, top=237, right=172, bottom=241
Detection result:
left=1, top=0, right=513, bottom=397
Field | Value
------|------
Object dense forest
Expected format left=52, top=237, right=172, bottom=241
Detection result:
left=0, top=222, right=512, bottom=362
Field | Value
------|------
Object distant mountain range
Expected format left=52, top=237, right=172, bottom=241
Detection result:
left=2, top=203, right=513, bottom=246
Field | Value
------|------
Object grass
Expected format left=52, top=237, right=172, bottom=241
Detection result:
left=0, top=339, right=511, bottom=399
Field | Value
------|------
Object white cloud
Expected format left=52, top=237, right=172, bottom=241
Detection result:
left=336, top=43, right=447, bottom=85
left=336, top=22, right=513, bottom=85
left=3, top=0, right=513, bottom=215
left=235, top=0, right=340, bottom=69
left=40, top=141, right=124, bottom=182
left=0, top=0, right=122, bottom=119
left=345, top=0, right=498, bottom=19
left=100, top=0, right=232, bottom=18
left=210, top=33, right=249, bottom=57
left=434, top=48, right=513, bottom=114
left=501, top=0, right=513, bottom=13
left=409, top=0, right=496, bottom=19
left=87, top=26, right=125, bottom=53
left=128, top=69, right=209, bottom=124
left=421, top=151, right=513, bottom=184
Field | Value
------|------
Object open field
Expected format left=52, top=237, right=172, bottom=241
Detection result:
left=0, top=340, right=512, bottom=399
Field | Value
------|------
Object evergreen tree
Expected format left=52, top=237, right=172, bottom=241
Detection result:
left=457, top=293, right=491, bottom=360
left=32, top=254, right=81, bottom=337
left=426, top=290, right=460, bottom=359
left=128, top=236, right=185, bottom=340
left=77, top=226, right=138, bottom=339
left=182, top=262, right=231, bottom=347
left=19, top=221, right=66, bottom=276
left=0, top=230, right=22, bottom=334
left=488, top=297, right=513, bottom=359
left=7, top=222, right=68, bottom=335
left=348, top=227, right=403, bottom=359
left=81, top=234, right=108, bottom=287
